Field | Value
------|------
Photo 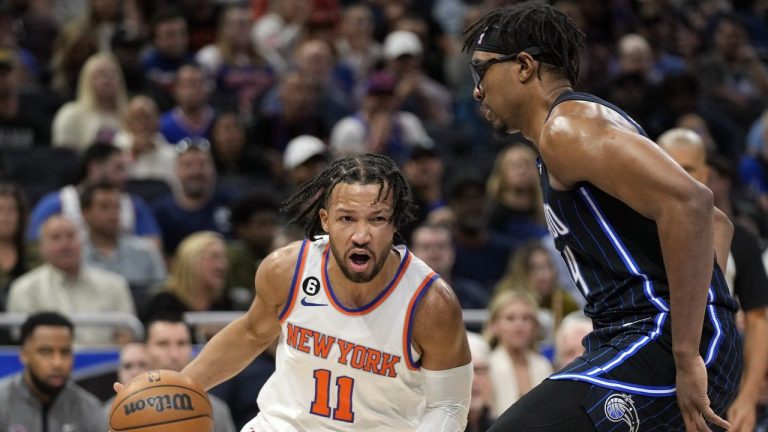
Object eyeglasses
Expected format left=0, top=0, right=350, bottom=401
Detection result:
left=470, top=47, right=543, bottom=91
left=176, top=137, right=211, bottom=154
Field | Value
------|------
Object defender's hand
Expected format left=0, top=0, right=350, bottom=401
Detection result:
left=726, top=393, right=756, bottom=432
left=113, top=382, right=124, bottom=393
left=676, top=356, right=731, bottom=431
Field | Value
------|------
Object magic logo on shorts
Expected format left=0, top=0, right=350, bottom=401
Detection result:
left=604, top=393, right=640, bottom=432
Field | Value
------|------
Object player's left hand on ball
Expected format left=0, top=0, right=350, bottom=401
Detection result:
left=675, top=356, right=731, bottom=431
left=113, top=382, right=124, bottom=393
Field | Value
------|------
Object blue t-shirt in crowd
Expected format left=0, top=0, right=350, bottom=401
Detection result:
left=151, top=189, right=233, bottom=254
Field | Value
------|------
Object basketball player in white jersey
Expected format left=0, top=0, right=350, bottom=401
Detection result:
left=180, top=154, right=473, bottom=431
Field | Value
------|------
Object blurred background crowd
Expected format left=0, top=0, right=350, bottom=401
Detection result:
left=0, top=0, right=768, bottom=430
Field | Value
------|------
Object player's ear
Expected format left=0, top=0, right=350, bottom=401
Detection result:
left=517, top=52, right=536, bottom=82
left=319, top=208, right=329, bottom=232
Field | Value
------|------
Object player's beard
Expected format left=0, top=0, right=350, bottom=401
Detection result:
left=28, top=369, right=66, bottom=398
left=329, top=242, right=389, bottom=284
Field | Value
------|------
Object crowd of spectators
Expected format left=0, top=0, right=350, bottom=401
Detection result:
left=1, top=0, right=768, bottom=430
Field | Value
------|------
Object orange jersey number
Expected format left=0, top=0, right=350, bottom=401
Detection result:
left=310, top=369, right=355, bottom=422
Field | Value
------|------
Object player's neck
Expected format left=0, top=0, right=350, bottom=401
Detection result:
left=328, top=248, right=401, bottom=308
left=520, top=83, right=572, bottom=145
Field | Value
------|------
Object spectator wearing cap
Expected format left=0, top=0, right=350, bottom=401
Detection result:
left=383, top=30, right=453, bottom=127
left=283, top=134, right=329, bottom=188
left=151, top=138, right=233, bottom=256
left=330, top=70, right=433, bottom=165
left=159, top=64, right=216, bottom=145
left=113, top=95, right=178, bottom=189
left=0, top=48, right=50, bottom=150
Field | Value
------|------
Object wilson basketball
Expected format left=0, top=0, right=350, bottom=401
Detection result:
left=109, top=370, right=213, bottom=432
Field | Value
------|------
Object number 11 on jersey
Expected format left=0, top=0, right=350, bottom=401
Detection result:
left=310, top=369, right=355, bottom=422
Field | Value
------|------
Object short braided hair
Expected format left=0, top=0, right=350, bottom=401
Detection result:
left=463, top=2, right=585, bottom=86
left=281, top=154, right=417, bottom=241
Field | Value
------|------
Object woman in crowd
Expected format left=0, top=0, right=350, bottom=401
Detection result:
left=485, top=290, right=552, bottom=418
left=52, top=52, right=128, bottom=152
left=141, top=231, right=230, bottom=324
left=495, top=241, right=580, bottom=343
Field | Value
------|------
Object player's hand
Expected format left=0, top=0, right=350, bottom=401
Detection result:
left=726, top=393, right=756, bottom=432
left=113, top=382, right=124, bottom=393
left=675, top=356, right=731, bottom=431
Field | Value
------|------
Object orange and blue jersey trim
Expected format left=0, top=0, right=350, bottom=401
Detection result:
left=403, top=272, right=439, bottom=371
left=322, top=245, right=412, bottom=316
left=278, top=239, right=309, bottom=323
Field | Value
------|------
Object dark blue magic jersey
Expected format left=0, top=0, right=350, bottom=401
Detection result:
left=541, top=91, right=741, bottom=401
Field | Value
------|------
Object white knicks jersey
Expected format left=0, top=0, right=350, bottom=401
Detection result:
left=243, top=236, right=439, bottom=432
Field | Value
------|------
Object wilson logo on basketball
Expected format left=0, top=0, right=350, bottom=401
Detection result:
left=123, top=393, right=195, bottom=416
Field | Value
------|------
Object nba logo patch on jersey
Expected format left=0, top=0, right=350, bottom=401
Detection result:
left=604, top=393, right=639, bottom=432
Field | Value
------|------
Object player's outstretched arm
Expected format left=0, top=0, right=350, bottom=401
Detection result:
left=181, top=241, right=300, bottom=391
left=412, top=279, right=472, bottom=432
left=540, top=103, right=729, bottom=432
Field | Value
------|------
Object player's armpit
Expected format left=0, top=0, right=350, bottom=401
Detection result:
left=712, top=208, right=733, bottom=273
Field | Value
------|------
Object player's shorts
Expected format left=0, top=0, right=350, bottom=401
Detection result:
left=488, top=379, right=732, bottom=432
left=490, top=306, right=742, bottom=431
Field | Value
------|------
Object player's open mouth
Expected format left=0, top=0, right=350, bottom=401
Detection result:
left=349, top=253, right=371, bottom=272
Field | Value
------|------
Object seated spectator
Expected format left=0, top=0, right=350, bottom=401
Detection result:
left=251, top=0, right=311, bottom=73
left=486, top=144, right=548, bottom=244
left=141, top=232, right=230, bottom=323
left=141, top=8, right=194, bottom=103
left=210, top=111, right=271, bottom=181
left=410, top=223, right=489, bottom=311
left=113, top=95, right=178, bottom=188
left=0, top=49, right=50, bottom=150
left=226, top=192, right=281, bottom=310
left=495, top=241, right=580, bottom=344
left=401, top=146, right=446, bottom=241
left=282, top=134, right=329, bottom=190
left=740, top=130, right=768, bottom=216
left=28, top=143, right=161, bottom=246
left=143, top=314, right=236, bottom=432
left=159, top=64, right=216, bottom=144
left=80, top=182, right=167, bottom=308
left=196, top=4, right=275, bottom=116
left=465, top=332, right=496, bottom=432
left=151, top=139, right=233, bottom=254
left=485, top=290, right=552, bottom=417
left=335, top=4, right=382, bottom=93
left=0, top=183, right=32, bottom=305
left=291, top=38, right=355, bottom=125
left=331, top=70, right=433, bottom=165
left=553, top=312, right=592, bottom=370
left=49, top=23, right=98, bottom=100
left=8, top=216, right=136, bottom=346
left=447, top=176, right=514, bottom=292
left=254, top=70, right=329, bottom=155
left=52, top=52, right=127, bottom=152
left=0, top=312, right=106, bottom=432
left=101, top=342, right=150, bottom=417
left=383, top=30, right=453, bottom=127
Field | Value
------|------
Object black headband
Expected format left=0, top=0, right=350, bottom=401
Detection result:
left=474, top=25, right=508, bottom=54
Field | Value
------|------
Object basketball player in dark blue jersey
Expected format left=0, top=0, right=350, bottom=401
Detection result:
left=464, top=3, right=741, bottom=432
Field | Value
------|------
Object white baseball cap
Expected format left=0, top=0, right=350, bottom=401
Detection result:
left=383, top=30, right=423, bottom=60
left=283, top=135, right=327, bottom=170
